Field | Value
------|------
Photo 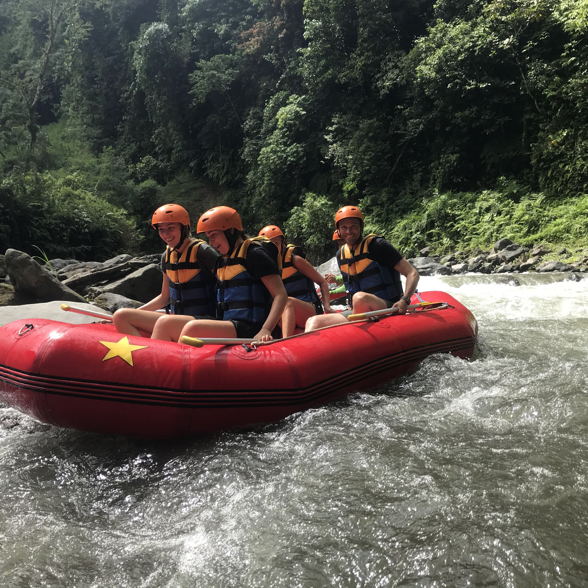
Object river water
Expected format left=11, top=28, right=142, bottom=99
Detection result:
left=1, top=273, right=588, bottom=587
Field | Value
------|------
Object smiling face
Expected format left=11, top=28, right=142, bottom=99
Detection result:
left=205, top=229, right=230, bottom=255
left=157, top=222, right=183, bottom=249
left=336, top=218, right=362, bottom=246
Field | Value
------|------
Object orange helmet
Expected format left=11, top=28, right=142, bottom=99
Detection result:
left=259, top=225, right=284, bottom=240
left=332, top=230, right=342, bottom=241
left=335, top=206, right=364, bottom=227
left=197, top=206, right=243, bottom=233
left=152, top=204, right=190, bottom=228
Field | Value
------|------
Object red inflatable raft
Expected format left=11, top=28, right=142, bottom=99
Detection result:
left=0, top=291, right=477, bottom=439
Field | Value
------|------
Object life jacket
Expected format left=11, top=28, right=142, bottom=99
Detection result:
left=336, top=234, right=402, bottom=307
left=215, top=237, right=280, bottom=323
left=281, top=245, right=322, bottom=307
left=163, top=239, right=217, bottom=317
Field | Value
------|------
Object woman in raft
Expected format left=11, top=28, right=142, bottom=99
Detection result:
left=179, top=207, right=288, bottom=343
left=113, top=204, right=219, bottom=341
left=258, top=225, right=335, bottom=337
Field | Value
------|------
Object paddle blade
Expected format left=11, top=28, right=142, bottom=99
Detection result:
left=181, top=336, right=204, bottom=348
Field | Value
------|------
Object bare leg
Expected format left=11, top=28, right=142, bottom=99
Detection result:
left=113, top=308, right=162, bottom=337
left=151, top=314, right=199, bottom=342
left=179, top=319, right=237, bottom=340
left=304, top=312, right=348, bottom=332
left=281, top=298, right=316, bottom=337
left=351, top=292, right=387, bottom=314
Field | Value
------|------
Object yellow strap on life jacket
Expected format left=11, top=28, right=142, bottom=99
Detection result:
left=341, top=234, right=377, bottom=275
left=281, top=245, right=298, bottom=279
left=165, top=238, right=202, bottom=284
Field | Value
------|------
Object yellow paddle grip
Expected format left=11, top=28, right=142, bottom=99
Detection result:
left=181, top=336, right=204, bottom=348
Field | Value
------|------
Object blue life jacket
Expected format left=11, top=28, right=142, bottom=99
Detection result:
left=163, top=239, right=216, bottom=317
left=336, top=235, right=402, bottom=307
left=215, top=237, right=279, bottom=323
left=281, top=245, right=322, bottom=309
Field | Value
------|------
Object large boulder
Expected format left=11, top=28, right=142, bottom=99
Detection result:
left=0, top=300, right=107, bottom=328
left=499, top=244, right=526, bottom=264
left=89, top=264, right=162, bottom=303
left=92, top=293, right=143, bottom=313
left=408, top=257, right=452, bottom=276
left=494, top=238, right=514, bottom=252
left=5, top=249, right=86, bottom=303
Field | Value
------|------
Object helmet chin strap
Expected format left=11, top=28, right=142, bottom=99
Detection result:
left=171, top=225, right=191, bottom=252
left=224, top=228, right=239, bottom=255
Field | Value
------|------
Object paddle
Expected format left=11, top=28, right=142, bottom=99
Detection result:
left=61, top=303, right=114, bottom=321
left=347, top=301, right=447, bottom=322
left=181, top=336, right=259, bottom=348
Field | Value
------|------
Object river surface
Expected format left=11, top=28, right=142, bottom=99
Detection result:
left=1, top=273, right=588, bottom=587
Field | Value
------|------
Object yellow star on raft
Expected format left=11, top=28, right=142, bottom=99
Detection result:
left=99, top=337, right=148, bottom=367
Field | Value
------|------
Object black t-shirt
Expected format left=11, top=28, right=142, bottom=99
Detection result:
left=367, top=237, right=403, bottom=275
left=245, top=242, right=281, bottom=279
left=160, top=241, right=219, bottom=276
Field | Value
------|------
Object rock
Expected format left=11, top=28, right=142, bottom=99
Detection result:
left=408, top=257, right=452, bottom=276
left=451, top=263, right=468, bottom=274
left=0, top=255, right=6, bottom=279
left=133, top=253, right=162, bottom=265
left=49, top=258, right=79, bottom=272
left=519, top=256, right=541, bottom=272
left=0, top=283, right=17, bottom=306
left=5, top=249, right=87, bottom=304
left=486, top=252, right=502, bottom=265
left=494, top=238, right=514, bottom=252
left=536, top=261, right=575, bottom=272
left=89, top=263, right=162, bottom=302
left=441, top=254, right=457, bottom=265
left=467, top=259, right=484, bottom=272
left=480, top=263, right=493, bottom=274
left=454, top=250, right=465, bottom=259
left=0, top=300, right=106, bottom=328
left=57, top=261, right=104, bottom=280
left=566, top=273, right=584, bottom=282
left=556, top=248, right=568, bottom=256
left=500, top=245, right=525, bottom=264
left=62, top=260, right=139, bottom=293
left=92, top=293, right=143, bottom=313
left=419, top=247, right=432, bottom=257
left=530, top=246, right=550, bottom=257
left=496, top=263, right=514, bottom=273
left=101, top=254, right=134, bottom=268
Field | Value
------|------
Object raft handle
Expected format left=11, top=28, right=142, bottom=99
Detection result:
left=18, top=324, right=34, bottom=336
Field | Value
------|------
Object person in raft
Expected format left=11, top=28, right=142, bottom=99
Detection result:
left=113, top=204, right=219, bottom=340
left=258, top=225, right=336, bottom=337
left=179, top=206, right=288, bottom=343
left=305, top=205, right=419, bottom=331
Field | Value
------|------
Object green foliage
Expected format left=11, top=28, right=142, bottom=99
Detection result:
left=378, top=187, right=588, bottom=256
left=284, top=193, right=335, bottom=264
left=0, top=170, right=140, bottom=260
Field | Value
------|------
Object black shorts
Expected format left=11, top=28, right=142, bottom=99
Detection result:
left=228, top=320, right=265, bottom=339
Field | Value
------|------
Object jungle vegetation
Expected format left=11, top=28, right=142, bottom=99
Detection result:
left=0, top=0, right=587, bottom=263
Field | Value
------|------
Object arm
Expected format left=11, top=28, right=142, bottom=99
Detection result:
left=257, top=274, right=288, bottom=341
left=392, top=258, right=419, bottom=315
left=292, top=255, right=335, bottom=313
left=138, top=276, right=170, bottom=312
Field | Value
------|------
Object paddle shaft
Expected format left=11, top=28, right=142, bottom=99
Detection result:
left=181, top=336, right=258, bottom=348
left=347, top=301, right=447, bottom=321
left=61, top=304, right=114, bottom=321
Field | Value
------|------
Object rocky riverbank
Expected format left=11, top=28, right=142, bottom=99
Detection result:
left=408, top=238, right=588, bottom=277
